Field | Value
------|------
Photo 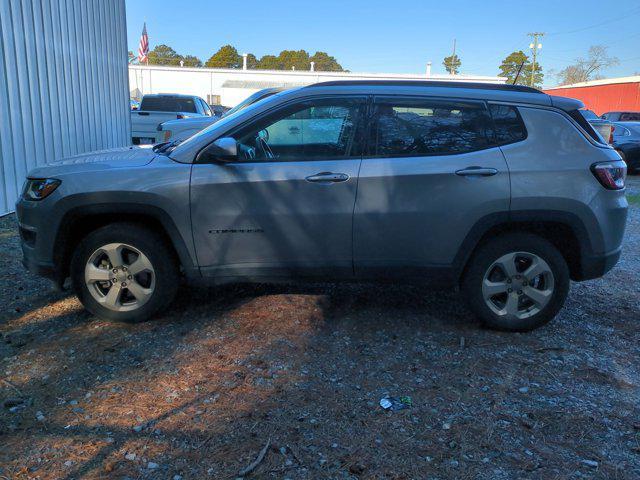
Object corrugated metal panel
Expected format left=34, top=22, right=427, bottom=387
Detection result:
left=0, top=0, right=130, bottom=215
left=544, top=82, right=640, bottom=116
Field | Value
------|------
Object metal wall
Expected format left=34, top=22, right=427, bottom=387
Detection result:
left=0, top=0, right=130, bottom=215
left=544, top=78, right=640, bottom=116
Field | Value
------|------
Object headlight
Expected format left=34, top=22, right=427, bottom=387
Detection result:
left=22, top=178, right=61, bottom=201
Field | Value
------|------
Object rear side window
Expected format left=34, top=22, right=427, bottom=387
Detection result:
left=372, top=99, right=492, bottom=156
left=140, top=96, right=197, bottom=113
left=568, top=109, right=605, bottom=144
left=488, top=105, right=527, bottom=145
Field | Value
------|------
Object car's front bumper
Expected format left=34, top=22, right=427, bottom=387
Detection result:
left=16, top=195, right=64, bottom=285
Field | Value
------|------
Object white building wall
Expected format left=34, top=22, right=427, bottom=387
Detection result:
left=129, top=65, right=507, bottom=108
left=0, top=0, right=130, bottom=215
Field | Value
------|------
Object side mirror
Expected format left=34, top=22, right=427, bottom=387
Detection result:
left=198, top=137, right=238, bottom=163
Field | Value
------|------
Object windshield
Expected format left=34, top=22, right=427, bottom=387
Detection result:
left=221, top=90, right=277, bottom=118
left=172, top=91, right=287, bottom=150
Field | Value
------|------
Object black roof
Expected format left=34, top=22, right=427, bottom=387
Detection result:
left=307, top=80, right=543, bottom=94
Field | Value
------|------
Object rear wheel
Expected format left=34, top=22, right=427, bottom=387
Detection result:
left=71, top=223, right=179, bottom=322
left=462, top=233, right=569, bottom=331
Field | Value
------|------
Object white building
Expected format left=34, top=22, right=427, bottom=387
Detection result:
left=129, top=64, right=507, bottom=107
left=0, top=0, right=130, bottom=216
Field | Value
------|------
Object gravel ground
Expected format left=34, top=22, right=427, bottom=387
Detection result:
left=1, top=178, right=639, bottom=480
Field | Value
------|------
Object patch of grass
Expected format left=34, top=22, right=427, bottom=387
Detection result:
left=627, top=193, right=640, bottom=206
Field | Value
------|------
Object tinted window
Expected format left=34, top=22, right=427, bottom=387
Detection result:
left=620, top=112, right=640, bottom=121
left=373, top=100, right=492, bottom=156
left=234, top=98, right=363, bottom=161
left=489, top=105, right=527, bottom=144
left=568, top=109, right=605, bottom=144
left=140, top=96, right=197, bottom=113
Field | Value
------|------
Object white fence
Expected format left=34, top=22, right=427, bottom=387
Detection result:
left=130, top=65, right=506, bottom=109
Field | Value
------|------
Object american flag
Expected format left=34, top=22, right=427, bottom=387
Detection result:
left=138, top=23, right=149, bottom=64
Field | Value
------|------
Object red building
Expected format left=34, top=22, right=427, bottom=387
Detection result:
left=544, top=76, right=640, bottom=116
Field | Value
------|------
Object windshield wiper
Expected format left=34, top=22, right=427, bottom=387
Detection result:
left=152, top=139, right=183, bottom=154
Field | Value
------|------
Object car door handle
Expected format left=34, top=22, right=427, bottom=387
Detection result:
left=455, top=166, right=499, bottom=177
left=305, top=172, right=349, bottom=183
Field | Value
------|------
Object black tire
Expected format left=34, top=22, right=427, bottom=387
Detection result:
left=462, top=233, right=569, bottom=332
left=71, top=223, right=179, bottom=322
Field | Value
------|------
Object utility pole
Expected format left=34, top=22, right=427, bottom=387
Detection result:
left=528, top=32, right=544, bottom=87
left=451, top=38, right=457, bottom=75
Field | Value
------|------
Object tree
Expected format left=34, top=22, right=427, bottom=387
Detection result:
left=256, top=54, right=282, bottom=70
left=443, top=54, right=461, bottom=75
left=310, top=51, right=343, bottom=71
left=205, top=45, right=242, bottom=68
left=498, top=50, right=543, bottom=87
left=128, top=50, right=138, bottom=64
left=246, top=53, right=258, bottom=69
left=556, top=45, right=619, bottom=85
left=277, top=50, right=311, bottom=70
left=147, top=44, right=183, bottom=66
left=181, top=55, right=202, bottom=67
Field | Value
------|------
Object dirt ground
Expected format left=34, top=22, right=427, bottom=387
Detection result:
left=1, top=178, right=639, bottom=480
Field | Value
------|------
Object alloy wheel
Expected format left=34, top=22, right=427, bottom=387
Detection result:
left=84, top=242, right=156, bottom=312
left=481, top=251, right=554, bottom=320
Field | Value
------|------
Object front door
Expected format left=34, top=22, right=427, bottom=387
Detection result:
left=190, top=96, right=366, bottom=279
left=354, top=96, right=511, bottom=280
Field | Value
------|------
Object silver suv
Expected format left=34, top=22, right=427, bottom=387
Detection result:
left=16, top=81, right=628, bottom=331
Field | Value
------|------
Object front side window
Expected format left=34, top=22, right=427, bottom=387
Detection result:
left=372, top=99, right=492, bottom=157
left=234, top=98, right=364, bottom=161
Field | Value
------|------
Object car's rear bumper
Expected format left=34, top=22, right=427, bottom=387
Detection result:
left=576, top=246, right=622, bottom=281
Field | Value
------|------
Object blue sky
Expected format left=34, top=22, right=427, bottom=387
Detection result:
left=126, top=0, right=640, bottom=87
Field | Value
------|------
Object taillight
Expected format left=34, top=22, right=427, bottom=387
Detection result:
left=591, top=161, right=626, bottom=190
left=608, top=125, right=615, bottom=144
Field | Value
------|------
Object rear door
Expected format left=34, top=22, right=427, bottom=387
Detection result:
left=353, top=96, right=511, bottom=280
left=190, top=96, right=366, bottom=279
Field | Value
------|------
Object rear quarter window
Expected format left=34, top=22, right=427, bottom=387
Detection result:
left=567, top=109, right=605, bottom=144
left=488, top=105, right=527, bottom=145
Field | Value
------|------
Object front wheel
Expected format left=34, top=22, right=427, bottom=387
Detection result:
left=71, top=223, right=179, bottom=322
left=462, top=233, right=570, bottom=331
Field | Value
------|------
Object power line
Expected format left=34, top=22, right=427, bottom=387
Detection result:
left=547, top=7, right=640, bottom=36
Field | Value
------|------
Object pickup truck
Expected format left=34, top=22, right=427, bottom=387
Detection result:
left=131, top=94, right=213, bottom=145
left=157, top=88, right=284, bottom=143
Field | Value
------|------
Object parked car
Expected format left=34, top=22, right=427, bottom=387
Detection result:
left=16, top=81, right=627, bottom=332
left=130, top=99, right=140, bottom=111
left=158, top=88, right=284, bottom=143
left=211, top=104, right=230, bottom=117
left=611, top=121, right=640, bottom=173
left=601, top=111, right=640, bottom=122
left=131, top=94, right=212, bottom=145
left=580, top=109, right=614, bottom=143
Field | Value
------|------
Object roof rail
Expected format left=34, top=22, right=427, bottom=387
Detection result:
left=306, top=80, right=543, bottom=94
